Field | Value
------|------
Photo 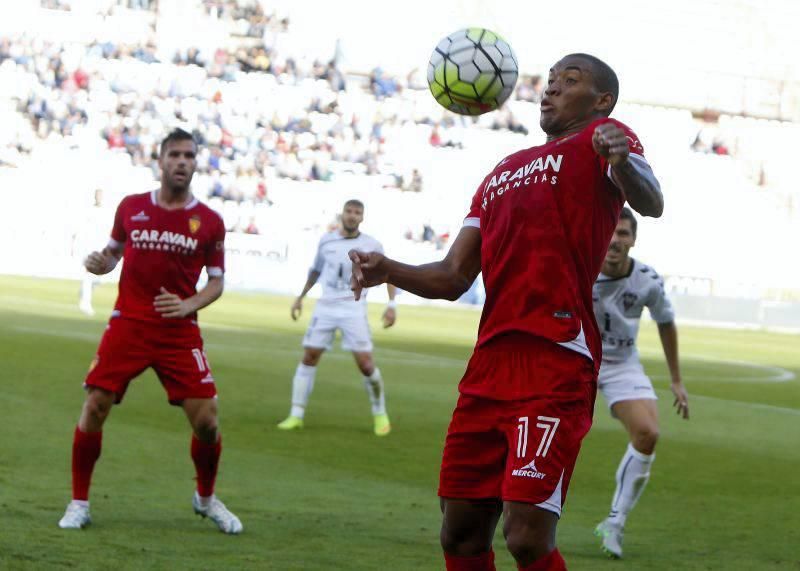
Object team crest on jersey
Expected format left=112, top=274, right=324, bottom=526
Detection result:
left=189, top=216, right=201, bottom=234
left=622, top=291, right=638, bottom=311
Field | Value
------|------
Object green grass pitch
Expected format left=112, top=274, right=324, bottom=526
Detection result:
left=0, top=275, right=798, bottom=570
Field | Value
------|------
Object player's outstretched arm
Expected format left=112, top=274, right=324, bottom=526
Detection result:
left=154, top=276, right=224, bottom=319
left=350, top=226, right=481, bottom=302
left=593, top=123, right=664, bottom=218
left=657, top=320, right=689, bottom=419
left=291, top=270, right=320, bottom=320
left=84, top=244, right=123, bottom=275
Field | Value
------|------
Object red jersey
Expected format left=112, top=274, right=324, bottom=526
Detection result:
left=109, top=191, right=226, bottom=323
left=464, top=118, right=646, bottom=385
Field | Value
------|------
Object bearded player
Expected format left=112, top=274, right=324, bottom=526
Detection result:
left=58, top=129, right=242, bottom=534
left=278, top=199, right=397, bottom=436
left=592, top=208, right=689, bottom=559
left=350, top=54, right=663, bottom=570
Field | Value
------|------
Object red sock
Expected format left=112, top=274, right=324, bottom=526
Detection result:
left=518, top=548, right=566, bottom=571
left=444, top=550, right=496, bottom=571
left=191, top=434, right=221, bottom=497
left=72, top=426, right=102, bottom=501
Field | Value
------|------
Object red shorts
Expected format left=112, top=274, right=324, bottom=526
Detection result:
left=84, top=317, right=217, bottom=405
left=439, top=337, right=595, bottom=516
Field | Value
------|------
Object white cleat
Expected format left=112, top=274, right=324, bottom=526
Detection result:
left=192, top=493, right=243, bottom=534
left=595, top=519, right=624, bottom=559
left=59, top=501, right=91, bottom=529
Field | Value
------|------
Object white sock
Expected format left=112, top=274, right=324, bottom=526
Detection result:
left=71, top=499, right=89, bottom=508
left=289, top=363, right=316, bottom=418
left=607, top=443, right=655, bottom=527
left=79, top=274, right=93, bottom=306
left=363, top=367, right=386, bottom=416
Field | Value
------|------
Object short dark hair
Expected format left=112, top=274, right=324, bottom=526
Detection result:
left=565, top=53, right=619, bottom=115
left=344, top=199, right=364, bottom=210
left=619, top=207, right=637, bottom=236
left=160, top=128, right=197, bottom=156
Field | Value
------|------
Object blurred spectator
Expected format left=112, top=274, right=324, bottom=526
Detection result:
left=406, top=169, right=423, bottom=193
left=245, top=217, right=260, bottom=234
left=516, top=75, right=543, bottom=103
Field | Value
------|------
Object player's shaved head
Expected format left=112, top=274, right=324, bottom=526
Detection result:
left=160, top=128, right=197, bottom=156
left=562, top=53, right=619, bottom=115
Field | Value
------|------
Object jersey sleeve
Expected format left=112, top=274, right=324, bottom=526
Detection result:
left=646, top=276, right=675, bottom=324
left=463, top=182, right=483, bottom=229
left=373, top=238, right=384, bottom=255
left=109, top=197, right=127, bottom=247
left=310, top=237, right=326, bottom=273
left=205, top=214, right=226, bottom=277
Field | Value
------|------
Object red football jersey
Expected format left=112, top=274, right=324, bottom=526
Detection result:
left=464, top=118, right=646, bottom=386
left=109, top=191, right=225, bottom=323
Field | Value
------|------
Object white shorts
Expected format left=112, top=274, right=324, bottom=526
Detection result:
left=303, top=302, right=373, bottom=352
left=597, top=357, right=657, bottom=411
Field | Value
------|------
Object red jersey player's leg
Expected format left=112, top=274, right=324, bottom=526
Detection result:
left=439, top=394, right=506, bottom=570
left=60, top=318, right=151, bottom=529
left=500, top=391, right=594, bottom=513
left=499, top=369, right=595, bottom=569
left=438, top=334, right=595, bottom=569
left=152, top=323, right=242, bottom=534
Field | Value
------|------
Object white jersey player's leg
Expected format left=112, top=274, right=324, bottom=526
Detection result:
left=595, top=358, right=659, bottom=558
left=278, top=307, right=335, bottom=430
left=342, top=309, right=390, bottom=436
left=363, top=367, right=386, bottom=416
left=79, top=272, right=95, bottom=316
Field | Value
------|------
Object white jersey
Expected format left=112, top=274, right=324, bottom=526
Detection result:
left=593, top=259, right=675, bottom=363
left=311, top=231, right=383, bottom=304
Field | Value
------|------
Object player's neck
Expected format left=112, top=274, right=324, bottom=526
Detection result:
left=340, top=228, right=360, bottom=239
left=545, top=115, right=602, bottom=142
left=602, top=256, right=632, bottom=278
left=157, top=186, right=193, bottom=210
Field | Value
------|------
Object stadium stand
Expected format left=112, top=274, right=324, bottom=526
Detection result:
left=1, top=0, right=798, bottom=326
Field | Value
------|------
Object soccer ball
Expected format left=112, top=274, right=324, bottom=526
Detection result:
left=427, top=28, right=519, bottom=116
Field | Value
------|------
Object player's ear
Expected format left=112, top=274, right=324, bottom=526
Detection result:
left=595, top=92, right=615, bottom=115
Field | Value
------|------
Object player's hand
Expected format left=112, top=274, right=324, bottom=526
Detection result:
left=382, top=306, right=396, bottom=329
left=291, top=297, right=303, bottom=321
left=349, top=250, right=388, bottom=301
left=671, top=381, right=689, bottom=419
left=84, top=251, right=113, bottom=275
left=154, top=287, right=192, bottom=318
left=592, top=123, right=630, bottom=168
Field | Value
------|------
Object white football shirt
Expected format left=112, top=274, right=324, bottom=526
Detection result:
left=311, top=231, right=383, bottom=304
left=593, top=259, right=675, bottom=363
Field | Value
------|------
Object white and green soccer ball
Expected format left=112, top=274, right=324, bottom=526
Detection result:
left=427, top=28, right=519, bottom=116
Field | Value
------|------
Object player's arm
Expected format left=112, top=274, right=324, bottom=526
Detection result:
left=592, top=123, right=664, bottom=218
left=382, top=283, right=397, bottom=328
left=350, top=226, right=481, bottom=301
left=84, top=242, right=123, bottom=275
left=87, top=197, right=127, bottom=275
left=291, top=269, right=320, bottom=320
left=154, top=277, right=224, bottom=319
left=657, top=321, right=688, bottom=419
